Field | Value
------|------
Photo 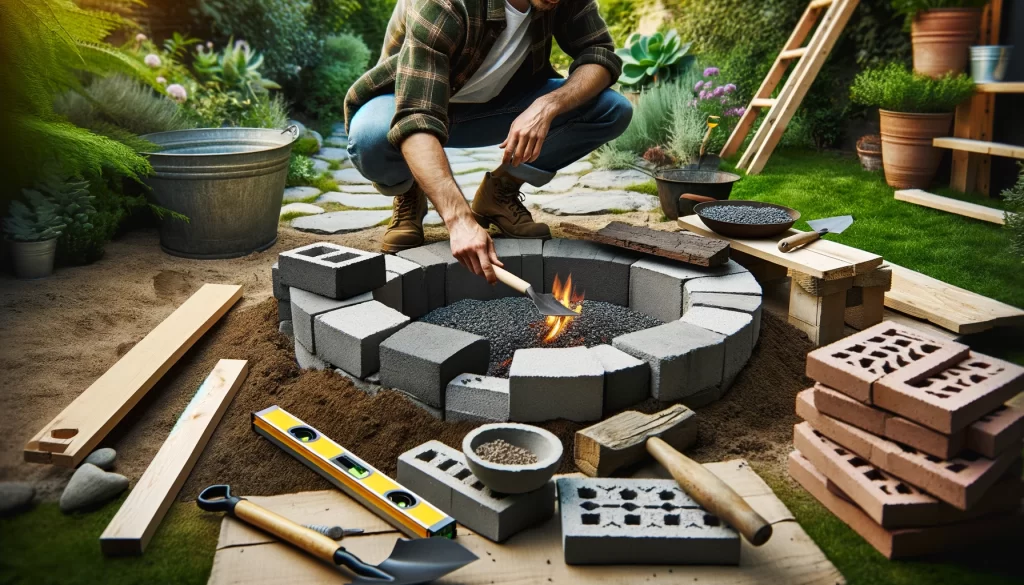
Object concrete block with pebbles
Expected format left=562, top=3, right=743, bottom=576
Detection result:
left=278, top=242, right=385, bottom=299
left=445, top=374, right=510, bottom=423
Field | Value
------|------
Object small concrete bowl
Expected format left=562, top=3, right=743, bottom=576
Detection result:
left=462, top=423, right=563, bottom=494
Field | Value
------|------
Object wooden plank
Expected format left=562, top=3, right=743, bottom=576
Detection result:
left=23, top=284, right=243, bottom=467
left=560, top=221, right=730, bottom=267
left=894, top=189, right=1009, bottom=225
left=885, top=263, right=1024, bottom=334
left=933, top=138, right=1024, bottom=159
left=574, top=405, right=697, bottom=477
left=975, top=82, right=1024, bottom=93
left=100, top=360, right=249, bottom=556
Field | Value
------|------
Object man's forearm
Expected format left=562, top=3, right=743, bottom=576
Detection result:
left=400, top=133, right=473, bottom=225
left=538, top=63, right=611, bottom=116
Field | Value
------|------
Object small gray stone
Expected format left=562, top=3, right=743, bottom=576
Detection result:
left=521, top=174, right=580, bottom=194
left=312, top=158, right=331, bottom=173
left=540, top=192, right=658, bottom=215
left=332, top=168, right=373, bottom=184
left=83, top=448, right=116, bottom=471
left=60, top=464, right=128, bottom=513
left=325, top=135, right=348, bottom=148
left=279, top=319, right=294, bottom=339
left=283, top=186, right=321, bottom=202
left=280, top=202, right=324, bottom=217
left=317, top=192, right=394, bottom=209
left=579, top=169, right=649, bottom=189
left=450, top=161, right=493, bottom=174
left=338, top=184, right=380, bottom=194
left=292, top=210, right=392, bottom=234
left=455, top=171, right=488, bottom=191
left=0, top=482, right=35, bottom=517
left=314, top=147, right=350, bottom=162
left=446, top=155, right=479, bottom=164
left=295, top=337, right=330, bottom=371
left=560, top=160, right=594, bottom=175
left=423, top=211, right=443, bottom=226
left=308, top=130, right=324, bottom=150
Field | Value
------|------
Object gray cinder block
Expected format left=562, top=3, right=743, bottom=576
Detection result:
left=295, top=337, right=329, bottom=371
left=516, top=239, right=544, bottom=291
left=508, top=347, right=604, bottom=422
left=543, top=239, right=638, bottom=305
left=272, top=262, right=289, bottom=301
left=421, top=240, right=523, bottom=303
left=628, top=258, right=747, bottom=322
left=279, top=242, right=385, bottom=299
left=589, top=344, right=650, bottom=414
left=379, top=322, right=489, bottom=408
left=684, top=291, right=762, bottom=345
left=613, top=321, right=726, bottom=401
left=445, top=374, right=510, bottom=422
left=278, top=299, right=291, bottom=322
left=395, top=390, right=444, bottom=419
left=398, top=441, right=556, bottom=542
left=373, top=270, right=403, bottom=312
left=680, top=306, right=754, bottom=384
left=395, top=246, right=447, bottom=311
left=314, top=300, right=410, bottom=378
left=384, top=255, right=428, bottom=318
left=684, top=271, right=761, bottom=297
left=557, top=477, right=739, bottom=565
left=290, top=287, right=373, bottom=353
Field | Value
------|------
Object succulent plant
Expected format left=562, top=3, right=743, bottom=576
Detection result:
left=43, top=177, right=96, bottom=234
left=3, top=189, right=67, bottom=242
left=194, top=38, right=282, bottom=98
left=616, top=30, right=692, bottom=91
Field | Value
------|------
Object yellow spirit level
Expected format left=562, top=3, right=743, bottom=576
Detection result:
left=252, top=405, right=456, bottom=539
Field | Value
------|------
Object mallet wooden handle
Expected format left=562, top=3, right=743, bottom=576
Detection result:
left=233, top=499, right=340, bottom=563
left=646, top=437, right=772, bottom=546
left=778, top=230, right=821, bottom=253
left=493, top=265, right=530, bottom=294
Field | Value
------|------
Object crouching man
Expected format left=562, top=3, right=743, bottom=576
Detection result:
left=344, top=0, right=631, bottom=283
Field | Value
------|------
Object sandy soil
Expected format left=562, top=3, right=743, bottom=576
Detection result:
left=0, top=210, right=810, bottom=501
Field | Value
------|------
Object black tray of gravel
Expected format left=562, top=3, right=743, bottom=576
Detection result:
left=693, top=200, right=800, bottom=239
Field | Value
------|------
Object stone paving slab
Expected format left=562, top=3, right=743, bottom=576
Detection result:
left=311, top=159, right=330, bottom=173
left=283, top=186, right=321, bottom=202
left=580, top=169, right=649, bottom=189
left=280, top=202, right=324, bottom=217
left=317, top=192, right=393, bottom=209
left=424, top=211, right=443, bottom=226
left=337, top=184, right=380, bottom=194
left=540, top=192, right=658, bottom=215
left=455, top=171, right=488, bottom=191
left=521, top=174, right=580, bottom=194
left=314, top=147, right=349, bottom=162
left=292, top=210, right=391, bottom=234
left=451, top=161, right=495, bottom=174
left=332, top=168, right=373, bottom=184
left=559, top=160, right=594, bottom=175
left=446, top=155, right=479, bottom=164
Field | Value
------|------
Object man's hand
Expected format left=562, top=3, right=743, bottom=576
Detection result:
left=500, top=97, right=558, bottom=167
left=448, top=215, right=503, bottom=284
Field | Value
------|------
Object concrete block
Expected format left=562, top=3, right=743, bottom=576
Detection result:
left=683, top=271, right=762, bottom=297
left=395, top=390, right=444, bottom=419
left=395, top=246, right=446, bottom=311
left=420, top=240, right=524, bottom=303
left=557, top=477, right=740, bottom=565
left=278, top=319, right=293, bottom=340
left=277, top=299, right=291, bottom=322
left=613, top=321, right=726, bottom=401
left=684, top=291, right=762, bottom=345
left=516, top=239, right=544, bottom=291
left=629, top=258, right=747, bottom=322
left=543, top=239, right=638, bottom=305
left=279, top=242, right=386, bottom=299
left=372, top=270, right=403, bottom=312
left=588, top=345, right=650, bottom=414
left=680, top=306, right=754, bottom=383
left=295, top=337, right=329, bottom=371
left=384, top=255, right=428, bottom=318
left=272, top=262, right=289, bottom=300
left=379, top=322, right=489, bottom=408
left=334, top=368, right=383, bottom=395
left=445, top=374, right=510, bottom=422
left=397, top=441, right=556, bottom=542
left=290, top=287, right=373, bottom=354
left=508, top=347, right=604, bottom=422
left=314, top=300, right=411, bottom=378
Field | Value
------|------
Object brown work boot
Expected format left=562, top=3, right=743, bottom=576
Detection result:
left=381, top=184, right=428, bottom=253
left=471, top=169, right=551, bottom=239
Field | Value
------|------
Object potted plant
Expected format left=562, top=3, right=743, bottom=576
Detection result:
left=892, top=0, right=987, bottom=78
left=856, top=134, right=883, bottom=171
left=3, top=187, right=67, bottom=279
left=850, top=63, right=975, bottom=188
left=616, top=29, right=692, bottom=99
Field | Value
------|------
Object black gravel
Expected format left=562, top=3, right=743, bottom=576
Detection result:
left=419, top=297, right=662, bottom=377
left=701, top=204, right=793, bottom=225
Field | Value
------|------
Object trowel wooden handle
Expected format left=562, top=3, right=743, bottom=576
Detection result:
left=646, top=437, right=772, bottom=546
left=778, top=230, right=821, bottom=253
left=493, top=265, right=530, bottom=293
left=680, top=193, right=717, bottom=204
left=233, top=499, right=339, bottom=563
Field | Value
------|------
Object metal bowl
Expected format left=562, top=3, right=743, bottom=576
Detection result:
left=462, top=423, right=562, bottom=494
left=694, top=200, right=801, bottom=239
left=654, top=169, right=741, bottom=219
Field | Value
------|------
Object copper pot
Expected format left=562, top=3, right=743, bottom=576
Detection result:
left=911, top=8, right=982, bottom=77
left=878, top=110, right=953, bottom=189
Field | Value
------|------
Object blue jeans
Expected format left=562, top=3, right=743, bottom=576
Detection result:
left=347, top=78, right=633, bottom=195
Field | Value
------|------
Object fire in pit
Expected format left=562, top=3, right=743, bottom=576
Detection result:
left=542, top=274, right=583, bottom=343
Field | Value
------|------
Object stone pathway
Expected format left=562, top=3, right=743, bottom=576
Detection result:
left=286, top=141, right=659, bottom=235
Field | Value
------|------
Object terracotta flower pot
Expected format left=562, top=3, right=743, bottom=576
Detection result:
left=856, top=134, right=882, bottom=172
left=878, top=110, right=953, bottom=189
left=911, top=8, right=982, bottom=78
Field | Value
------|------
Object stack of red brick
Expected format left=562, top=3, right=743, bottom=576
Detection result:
left=788, top=321, right=1024, bottom=559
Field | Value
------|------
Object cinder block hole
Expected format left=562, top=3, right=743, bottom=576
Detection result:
left=897, top=443, right=917, bottom=454
left=926, top=390, right=950, bottom=399
left=437, top=458, right=458, bottom=471
left=941, top=385, right=962, bottom=394
left=834, top=447, right=847, bottom=456
left=491, top=493, right=508, bottom=501
left=832, top=352, right=850, bottom=359
left=871, top=335, right=887, bottom=343
left=920, top=344, right=940, bottom=354
left=946, top=463, right=967, bottom=473
left=580, top=501, right=599, bottom=511
left=703, top=514, right=720, bottom=527
left=624, top=514, right=641, bottom=526
left=471, top=481, right=485, bottom=491
left=664, top=514, right=680, bottom=526
left=858, top=358, right=874, bottom=369
left=658, top=490, right=675, bottom=501
left=622, top=503, right=639, bottom=511
left=879, top=485, right=890, bottom=494
left=883, top=361, right=897, bottom=373
left=581, top=514, right=600, bottom=525
left=895, top=483, right=912, bottom=494
left=416, top=449, right=437, bottom=462
left=660, top=503, right=679, bottom=511
left=870, top=351, right=887, bottom=359
left=881, top=345, right=899, bottom=352
left=908, top=349, right=923, bottom=361
left=577, top=487, right=597, bottom=499
left=321, top=251, right=359, bottom=264
left=619, top=489, right=637, bottom=501
left=863, top=469, right=884, bottom=481
left=296, top=245, right=337, bottom=257
left=924, top=454, right=942, bottom=464
left=454, top=468, right=472, bottom=480
left=960, top=451, right=981, bottom=462
left=969, top=361, right=990, bottom=369
left=849, top=344, right=866, bottom=353
left=893, top=337, right=911, bottom=347
left=848, top=456, right=868, bottom=468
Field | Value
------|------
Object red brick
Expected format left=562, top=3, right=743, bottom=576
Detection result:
left=805, top=321, right=968, bottom=403
left=787, top=451, right=1022, bottom=560
left=874, top=352, right=1024, bottom=434
left=796, top=389, right=1018, bottom=510
left=968, top=404, right=1024, bottom=458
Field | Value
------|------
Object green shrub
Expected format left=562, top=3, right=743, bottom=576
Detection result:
left=192, top=39, right=282, bottom=98
left=1003, top=162, right=1024, bottom=260
left=593, top=145, right=637, bottom=170
left=343, top=0, right=397, bottom=63
left=667, top=104, right=706, bottom=165
left=288, top=154, right=318, bottom=186
left=302, top=33, right=371, bottom=122
left=293, top=136, right=322, bottom=156
left=892, top=0, right=987, bottom=26
left=609, top=80, right=693, bottom=155
left=54, top=74, right=193, bottom=139
left=850, top=63, right=975, bottom=113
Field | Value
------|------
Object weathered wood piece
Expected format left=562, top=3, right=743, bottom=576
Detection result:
left=895, top=190, right=1010, bottom=225
left=24, top=283, right=244, bottom=466
left=560, top=221, right=730, bottom=267
left=100, top=360, right=249, bottom=556
left=574, top=405, right=697, bottom=477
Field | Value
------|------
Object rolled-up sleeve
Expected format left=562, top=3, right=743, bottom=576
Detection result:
left=555, top=0, right=622, bottom=83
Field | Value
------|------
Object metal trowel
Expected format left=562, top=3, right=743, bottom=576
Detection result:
left=777, top=215, right=853, bottom=253
left=198, top=485, right=477, bottom=585
left=493, top=265, right=578, bottom=317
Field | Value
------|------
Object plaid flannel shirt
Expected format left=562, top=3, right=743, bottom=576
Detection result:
left=343, top=0, right=622, bottom=148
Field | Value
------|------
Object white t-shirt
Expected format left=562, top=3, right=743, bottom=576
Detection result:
left=450, top=0, right=532, bottom=103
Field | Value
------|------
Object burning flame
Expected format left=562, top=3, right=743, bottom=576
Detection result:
left=542, top=274, right=583, bottom=343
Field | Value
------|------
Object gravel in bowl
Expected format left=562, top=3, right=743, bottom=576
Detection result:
left=699, top=204, right=794, bottom=225
left=462, top=423, right=563, bottom=494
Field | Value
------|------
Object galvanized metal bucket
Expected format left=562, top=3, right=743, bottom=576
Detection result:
left=141, top=126, right=298, bottom=259
left=970, top=45, right=1012, bottom=83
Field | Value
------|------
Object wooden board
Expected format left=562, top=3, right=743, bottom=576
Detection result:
left=561, top=221, right=730, bottom=267
left=884, top=263, right=1024, bottom=334
left=975, top=82, right=1024, bottom=93
left=894, top=189, right=1009, bottom=225
left=574, top=405, right=697, bottom=477
left=207, top=460, right=844, bottom=585
left=24, top=283, right=243, bottom=467
left=933, top=138, right=1024, bottom=159
left=100, top=360, right=249, bottom=556
left=678, top=215, right=882, bottom=280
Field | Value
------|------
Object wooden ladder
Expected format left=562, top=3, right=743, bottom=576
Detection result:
left=720, top=0, right=860, bottom=175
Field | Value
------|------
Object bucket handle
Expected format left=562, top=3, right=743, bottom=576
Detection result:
left=281, top=124, right=300, bottom=142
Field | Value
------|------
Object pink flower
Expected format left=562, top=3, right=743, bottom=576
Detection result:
left=699, top=90, right=709, bottom=100
left=724, top=83, right=737, bottom=94
left=156, top=76, right=167, bottom=85
left=720, top=96, right=728, bottom=104
left=135, top=33, right=147, bottom=42
left=712, top=85, right=726, bottom=97
left=144, top=53, right=161, bottom=68
left=206, top=41, right=214, bottom=49
left=694, top=80, right=704, bottom=92
left=703, top=67, right=720, bottom=77
left=166, top=83, right=187, bottom=103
